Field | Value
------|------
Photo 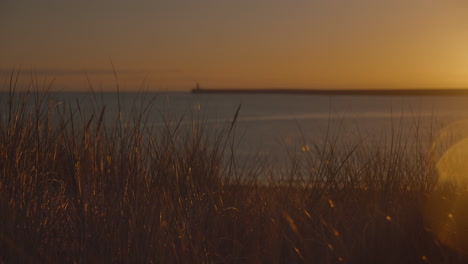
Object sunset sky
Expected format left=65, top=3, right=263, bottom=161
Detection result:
left=1, top=0, right=468, bottom=91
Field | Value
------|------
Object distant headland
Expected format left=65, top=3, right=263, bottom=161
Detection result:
left=191, top=87, right=468, bottom=96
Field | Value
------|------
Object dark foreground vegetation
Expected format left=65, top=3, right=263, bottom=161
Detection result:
left=1, top=86, right=468, bottom=263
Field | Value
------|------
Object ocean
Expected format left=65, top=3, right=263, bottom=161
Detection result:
left=3, top=92, right=468, bottom=166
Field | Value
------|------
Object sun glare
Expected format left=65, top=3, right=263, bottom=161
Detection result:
left=425, top=120, right=468, bottom=255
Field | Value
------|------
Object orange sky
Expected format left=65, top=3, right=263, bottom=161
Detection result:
left=1, top=0, right=468, bottom=91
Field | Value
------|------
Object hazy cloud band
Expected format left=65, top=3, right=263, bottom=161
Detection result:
left=0, top=68, right=148, bottom=76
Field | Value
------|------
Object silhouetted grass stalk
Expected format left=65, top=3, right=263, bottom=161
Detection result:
left=0, top=75, right=467, bottom=263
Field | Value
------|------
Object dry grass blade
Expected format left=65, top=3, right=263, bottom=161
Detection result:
left=0, top=78, right=465, bottom=263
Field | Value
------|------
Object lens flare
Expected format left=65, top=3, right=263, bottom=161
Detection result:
left=425, top=120, right=468, bottom=254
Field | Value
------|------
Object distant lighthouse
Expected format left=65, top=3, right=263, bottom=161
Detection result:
left=192, top=83, right=202, bottom=93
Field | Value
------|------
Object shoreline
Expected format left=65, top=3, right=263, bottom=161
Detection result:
left=192, top=88, right=468, bottom=96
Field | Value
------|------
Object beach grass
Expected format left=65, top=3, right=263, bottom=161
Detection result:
left=1, top=79, right=468, bottom=263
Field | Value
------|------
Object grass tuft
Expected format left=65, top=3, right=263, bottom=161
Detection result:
left=1, top=77, right=468, bottom=263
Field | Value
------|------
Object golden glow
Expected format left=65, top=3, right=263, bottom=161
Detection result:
left=425, top=120, right=468, bottom=255
left=436, top=138, right=468, bottom=185
left=2, top=1, right=468, bottom=90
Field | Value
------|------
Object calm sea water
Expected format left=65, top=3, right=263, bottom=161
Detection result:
left=3, top=92, right=468, bottom=163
